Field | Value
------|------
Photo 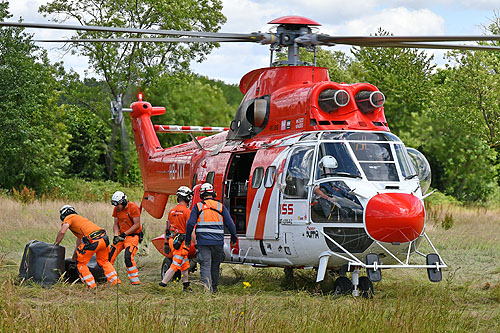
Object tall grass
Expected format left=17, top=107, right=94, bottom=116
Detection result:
left=0, top=196, right=499, bottom=332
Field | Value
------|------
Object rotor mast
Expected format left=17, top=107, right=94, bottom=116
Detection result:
left=266, top=16, right=321, bottom=67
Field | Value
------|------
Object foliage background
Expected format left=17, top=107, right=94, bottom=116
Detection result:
left=0, top=0, right=499, bottom=205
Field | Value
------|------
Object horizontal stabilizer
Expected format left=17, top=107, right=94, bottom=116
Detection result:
left=154, top=125, right=229, bottom=134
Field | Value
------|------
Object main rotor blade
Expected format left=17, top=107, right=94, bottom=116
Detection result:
left=0, top=21, right=257, bottom=40
left=317, top=34, right=500, bottom=45
left=358, top=42, right=500, bottom=51
left=35, top=37, right=246, bottom=43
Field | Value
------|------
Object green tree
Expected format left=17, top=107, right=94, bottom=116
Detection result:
left=198, top=75, right=243, bottom=109
left=62, top=104, right=110, bottom=180
left=57, top=73, right=140, bottom=183
left=351, top=29, right=435, bottom=141
left=420, top=50, right=499, bottom=201
left=145, top=73, right=235, bottom=147
left=0, top=5, right=69, bottom=193
left=277, top=47, right=356, bottom=83
left=39, top=0, right=226, bottom=180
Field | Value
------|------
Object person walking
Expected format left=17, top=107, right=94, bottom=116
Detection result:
left=54, top=205, right=120, bottom=288
left=184, top=183, right=237, bottom=293
left=108, top=191, right=142, bottom=285
left=159, top=186, right=193, bottom=291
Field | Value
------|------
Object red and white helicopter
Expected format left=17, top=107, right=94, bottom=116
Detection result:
left=4, top=15, right=500, bottom=296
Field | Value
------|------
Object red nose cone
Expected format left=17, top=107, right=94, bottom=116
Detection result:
left=365, top=193, right=425, bottom=243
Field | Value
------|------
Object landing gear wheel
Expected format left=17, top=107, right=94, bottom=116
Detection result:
left=333, top=276, right=352, bottom=295
left=358, top=276, right=374, bottom=298
left=160, top=257, right=181, bottom=281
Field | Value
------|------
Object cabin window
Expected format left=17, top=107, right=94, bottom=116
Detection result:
left=316, top=143, right=361, bottom=179
left=252, top=167, right=264, bottom=188
left=350, top=142, right=398, bottom=181
left=284, top=146, right=314, bottom=199
left=311, top=180, right=364, bottom=223
left=264, top=166, right=277, bottom=188
left=206, top=172, right=215, bottom=185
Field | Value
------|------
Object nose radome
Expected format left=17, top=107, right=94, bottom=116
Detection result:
left=364, top=193, right=425, bottom=243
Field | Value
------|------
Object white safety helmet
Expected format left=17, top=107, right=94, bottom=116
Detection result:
left=318, top=155, right=338, bottom=169
left=60, top=205, right=77, bottom=221
left=200, top=183, right=216, bottom=199
left=176, top=186, right=193, bottom=203
left=111, top=191, right=128, bottom=207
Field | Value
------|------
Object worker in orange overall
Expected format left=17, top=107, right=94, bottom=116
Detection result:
left=108, top=191, right=142, bottom=285
left=159, top=186, right=193, bottom=291
left=54, top=205, right=121, bottom=288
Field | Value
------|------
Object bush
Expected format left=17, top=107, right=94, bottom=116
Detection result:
left=46, top=178, right=145, bottom=202
left=6, top=178, right=145, bottom=203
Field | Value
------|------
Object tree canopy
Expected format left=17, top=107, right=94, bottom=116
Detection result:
left=0, top=1, right=499, bottom=203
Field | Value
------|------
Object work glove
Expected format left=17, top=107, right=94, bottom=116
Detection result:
left=113, top=236, right=120, bottom=245
left=230, top=237, right=238, bottom=248
left=163, top=241, right=171, bottom=255
left=118, top=233, right=126, bottom=242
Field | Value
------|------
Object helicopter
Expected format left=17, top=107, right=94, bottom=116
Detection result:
left=3, top=15, right=500, bottom=296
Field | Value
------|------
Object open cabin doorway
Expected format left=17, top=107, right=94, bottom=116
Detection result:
left=224, top=152, right=256, bottom=235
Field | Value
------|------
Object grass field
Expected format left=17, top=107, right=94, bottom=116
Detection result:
left=0, top=196, right=499, bottom=332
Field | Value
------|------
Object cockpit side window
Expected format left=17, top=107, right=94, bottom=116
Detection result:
left=283, top=146, right=314, bottom=199
left=316, top=143, right=361, bottom=179
left=394, top=144, right=417, bottom=179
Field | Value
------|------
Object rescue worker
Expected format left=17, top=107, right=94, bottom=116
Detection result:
left=184, top=183, right=237, bottom=293
left=159, top=186, right=193, bottom=291
left=54, top=205, right=120, bottom=288
left=108, top=191, right=142, bottom=285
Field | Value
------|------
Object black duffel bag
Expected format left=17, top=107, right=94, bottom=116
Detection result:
left=19, top=240, right=65, bottom=287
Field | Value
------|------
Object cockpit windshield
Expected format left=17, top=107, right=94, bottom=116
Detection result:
left=349, top=142, right=398, bottom=181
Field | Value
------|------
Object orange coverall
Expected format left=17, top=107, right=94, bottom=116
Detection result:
left=167, top=204, right=191, bottom=272
left=64, top=215, right=120, bottom=288
left=109, top=202, right=142, bottom=284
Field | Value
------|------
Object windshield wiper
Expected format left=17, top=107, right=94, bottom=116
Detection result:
left=325, top=172, right=362, bottom=179
left=405, top=174, right=419, bottom=180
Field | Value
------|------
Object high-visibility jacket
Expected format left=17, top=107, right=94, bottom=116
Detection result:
left=195, top=200, right=224, bottom=242
left=185, top=199, right=237, bottom=246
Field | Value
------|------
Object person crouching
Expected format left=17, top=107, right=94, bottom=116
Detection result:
left=54, top=205, right=121, bottom=288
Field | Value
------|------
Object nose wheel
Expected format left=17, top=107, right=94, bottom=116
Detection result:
left=333, top=269, right=374, bottom=298
left=358, top=276, right=374, bottom=298
left=333, top=276, right=352, bottom=295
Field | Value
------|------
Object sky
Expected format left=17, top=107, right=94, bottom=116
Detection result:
left=6, top=0, right=500, bottom=84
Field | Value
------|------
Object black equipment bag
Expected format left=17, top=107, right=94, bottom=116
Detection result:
left=64, top=256, right=107, bottom=284
left=19, top=240, right=65, bottom=287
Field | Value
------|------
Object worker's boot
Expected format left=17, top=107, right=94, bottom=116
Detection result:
left=183, top=282, right=192, bottom=292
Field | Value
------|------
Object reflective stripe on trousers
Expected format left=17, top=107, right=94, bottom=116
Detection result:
left=126, top=265, right=140, bottom=284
